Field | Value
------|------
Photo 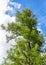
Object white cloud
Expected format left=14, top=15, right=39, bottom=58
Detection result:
left=9, top=1, right=21, bottom=9
left=7, top=6, right=13, bottom=11
left=0, top=0, right=21, bottom=25
left=0, top=0, right=16, bottom=25
left=0, top=0, right=9, bottom=13
left=6, top=1, right=21, bottom=16
left=0, top=0, right=11, bottom=64
left=37, top=23, right=42, bottom=32
left=0, top=0, right=21, bottom=64
left=0, top=0, right=8, bottom=24
left=37, top=27, right=42, bottom=32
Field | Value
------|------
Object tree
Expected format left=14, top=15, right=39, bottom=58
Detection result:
left=1, top=8, right=46, bottom=65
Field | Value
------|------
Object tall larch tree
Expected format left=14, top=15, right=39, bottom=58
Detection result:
left=1, top=8, right=46, bottom=65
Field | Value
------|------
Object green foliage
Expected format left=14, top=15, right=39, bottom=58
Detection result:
left=1, top=8, right=46, bottom=65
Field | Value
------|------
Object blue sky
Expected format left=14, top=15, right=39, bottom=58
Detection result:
left=0, top=0, right=46, bottom=64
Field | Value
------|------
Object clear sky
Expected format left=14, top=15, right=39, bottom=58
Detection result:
left=0, top=0, right=46, bottom=64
